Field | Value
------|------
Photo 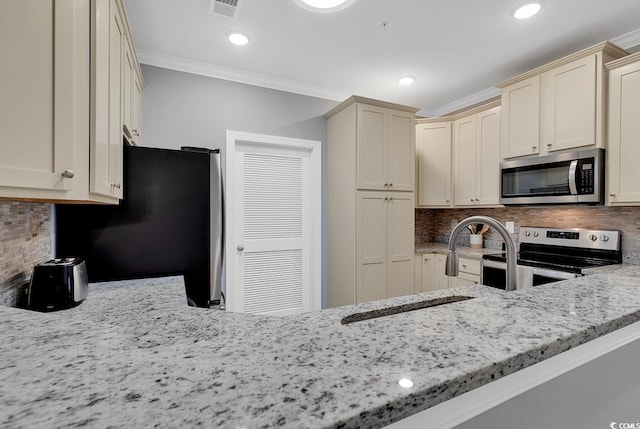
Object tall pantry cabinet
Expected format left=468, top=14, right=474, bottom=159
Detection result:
left=326, top=97, right=419, bottom=308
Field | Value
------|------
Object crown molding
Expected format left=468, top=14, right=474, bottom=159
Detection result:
left=611, top=27, right=640, bottom=50
left=427, top=86, right=501, bottom=118
left=138, top=27, right=640, bottom=118
left=137, top=49, right=352, bottom=102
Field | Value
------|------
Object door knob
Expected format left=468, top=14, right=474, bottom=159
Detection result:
left=237, top=245, right=244, bottom=251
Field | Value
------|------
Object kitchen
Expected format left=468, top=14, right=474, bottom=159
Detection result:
left=3, top=0, right=640, bottom=427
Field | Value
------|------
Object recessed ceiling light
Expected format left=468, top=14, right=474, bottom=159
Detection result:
left=295, top=0, right=354, bottom=13
left=512, top=2, right=542, bottom=19
left=228, top=31, right=249, bottom=46
left=398, top=76, right=415, bottom=86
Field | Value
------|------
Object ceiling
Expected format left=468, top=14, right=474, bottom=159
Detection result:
left=123, top=0, right=640, bottom=117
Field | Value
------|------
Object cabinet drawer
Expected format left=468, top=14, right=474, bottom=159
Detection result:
left=459, top=257, right=481, bottom=275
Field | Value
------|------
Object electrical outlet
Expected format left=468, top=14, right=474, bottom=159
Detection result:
left=506, top=221, right=515, bottom=234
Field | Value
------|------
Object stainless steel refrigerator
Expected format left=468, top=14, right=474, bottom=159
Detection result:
left=54, top=146, right=223, bottom=308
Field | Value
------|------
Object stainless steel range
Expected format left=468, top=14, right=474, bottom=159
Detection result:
left=482, top=226, right=622, bottom=289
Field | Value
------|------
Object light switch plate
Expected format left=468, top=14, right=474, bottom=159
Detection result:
left=506, top=221, right=515, bottom=234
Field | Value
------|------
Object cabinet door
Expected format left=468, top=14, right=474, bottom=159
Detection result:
left=477, top=106, right=501, bottom=205
left=387, top=192, right=415, bottom=298
left=356, top=192, right=388, bottom=303
left=108, top=0, right=124, bottom=198
left=608, top=60, right=640, bottom=205
left=416, top=122, right=452, bottom=207
left=542, top=55, right=597, bottom=153
left=420, top=254, right=437, bottom=292
left=434, top=254, right=451, bottom=290
left=454, top=116, right=478, bottom=206
left=357, top=104, right=386, bottom=191
left=501, top=76, right=540, bottom=159
left=122, top=41, right=135, bottom=141
left=0, top=0, right=76, bottom=194
left=132, top=72, right=142, bottom=144
left=388, top=110, right=415, bottom=192
left=454, top=273, right=480, bottom=288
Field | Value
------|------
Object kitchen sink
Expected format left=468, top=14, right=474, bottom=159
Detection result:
left=340, top=295, right=474, bottom=325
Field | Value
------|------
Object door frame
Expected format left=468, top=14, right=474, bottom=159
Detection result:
left=225, top=130, right=322, bottom=313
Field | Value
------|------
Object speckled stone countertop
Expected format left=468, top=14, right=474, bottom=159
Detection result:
left=3, top=267, right=640, bottom=428
left=415, top=243, right=503, bottom=258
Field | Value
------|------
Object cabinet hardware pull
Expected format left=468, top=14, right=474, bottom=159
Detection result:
left=609, top=193, right=616, bottom=197
left=389, top=197, right=393, bottom=201
left=470, top=198, right=474, bottom=202
left=475, top=198, right=479, bottom=201
left=446, top=199, right=450, bottom=203
left=389, top=183, right=393, bottom=187
left=384, top=183, right=388, bottom=187
left=531, top=146, right=537, bottom=150
left=61, top=170, right=75, bottom=179
left=237, top=245, right=244, bottom=251
left=115, top=183, right=121, bottom=189
left=546, top=143, right=552, bottom=147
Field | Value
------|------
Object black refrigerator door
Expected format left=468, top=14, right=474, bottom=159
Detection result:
left=55, top=146, right=213, bottom=307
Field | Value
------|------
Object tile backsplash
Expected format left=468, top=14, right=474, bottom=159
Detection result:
left=416, top=206, right=640, bottom=264
left=1, top=201, right=51, bottom=305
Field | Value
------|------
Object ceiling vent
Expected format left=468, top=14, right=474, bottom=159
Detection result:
left=209, top=0, right=241, bottom=19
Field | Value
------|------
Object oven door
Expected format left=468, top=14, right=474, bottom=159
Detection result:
left=482, top=260, right=578, bottom=290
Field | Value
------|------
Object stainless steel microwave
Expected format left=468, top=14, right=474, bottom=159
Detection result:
left=500, top=148, right=604, bottom=205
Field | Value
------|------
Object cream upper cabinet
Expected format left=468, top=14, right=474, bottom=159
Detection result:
left=91, top=0, right=143, bottom=200
left=416, top=119, right=453, bottom=207
left=498, top=42, right=628, bottom=160
left=606, top=53, right=640, bottom=206
left=500, top=76, right=540, bottom=159
left=326, top=97, right=417, bottom=308
left=122, top=29, right=143, bottom=146
left=453, top=103, right=501, bottom=207
left=356, top=104, right=415, bottom=192
left=541, top=55, right=596, bottom=153
left=0, top=0, right=86, bottom=199
left=0, top=0, right=142, bottom=203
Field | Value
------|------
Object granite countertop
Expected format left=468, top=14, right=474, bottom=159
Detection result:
left=3, top=267, right=640, bottom=428
left=415, top=243, right=503, bottom=258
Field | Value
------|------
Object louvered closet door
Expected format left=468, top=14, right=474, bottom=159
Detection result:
left=233, top=144, right=312, bottom=316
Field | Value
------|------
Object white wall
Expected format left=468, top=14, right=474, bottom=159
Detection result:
left=139, top=65, right=339, bottom=307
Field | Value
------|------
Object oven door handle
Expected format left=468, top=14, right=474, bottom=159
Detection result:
left=531, top=266, right=579, bottom=280
left=568, top=160, right=578, bottom=195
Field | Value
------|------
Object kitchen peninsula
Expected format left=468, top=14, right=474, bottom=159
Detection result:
left=2, top=268, right=640, bottom=428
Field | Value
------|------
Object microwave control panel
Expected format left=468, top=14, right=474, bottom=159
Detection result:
left=577, top=158, right=594, bottom=194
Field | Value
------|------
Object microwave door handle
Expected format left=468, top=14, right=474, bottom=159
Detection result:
left=568, top=160, right=578, bottom=195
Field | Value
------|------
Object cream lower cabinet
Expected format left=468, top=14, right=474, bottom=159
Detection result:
left=415, top=254, right=481, bottom=292
left=416, top=119, right=453, bottom=207
left=453, top=103, right=501, bottom=207
left=0, top=0, right=142, bottom=203
left=498, top=42, right=628, bottom=160
left=357, top=192, right=414, bottom=303
left=606, top=53, right=640, bottom=206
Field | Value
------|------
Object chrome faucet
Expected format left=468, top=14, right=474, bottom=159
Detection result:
left=445, top=216, right=518, bottom=291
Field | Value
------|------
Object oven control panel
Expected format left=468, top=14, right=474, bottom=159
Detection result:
left=519, top=227, right=621, bottom=251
